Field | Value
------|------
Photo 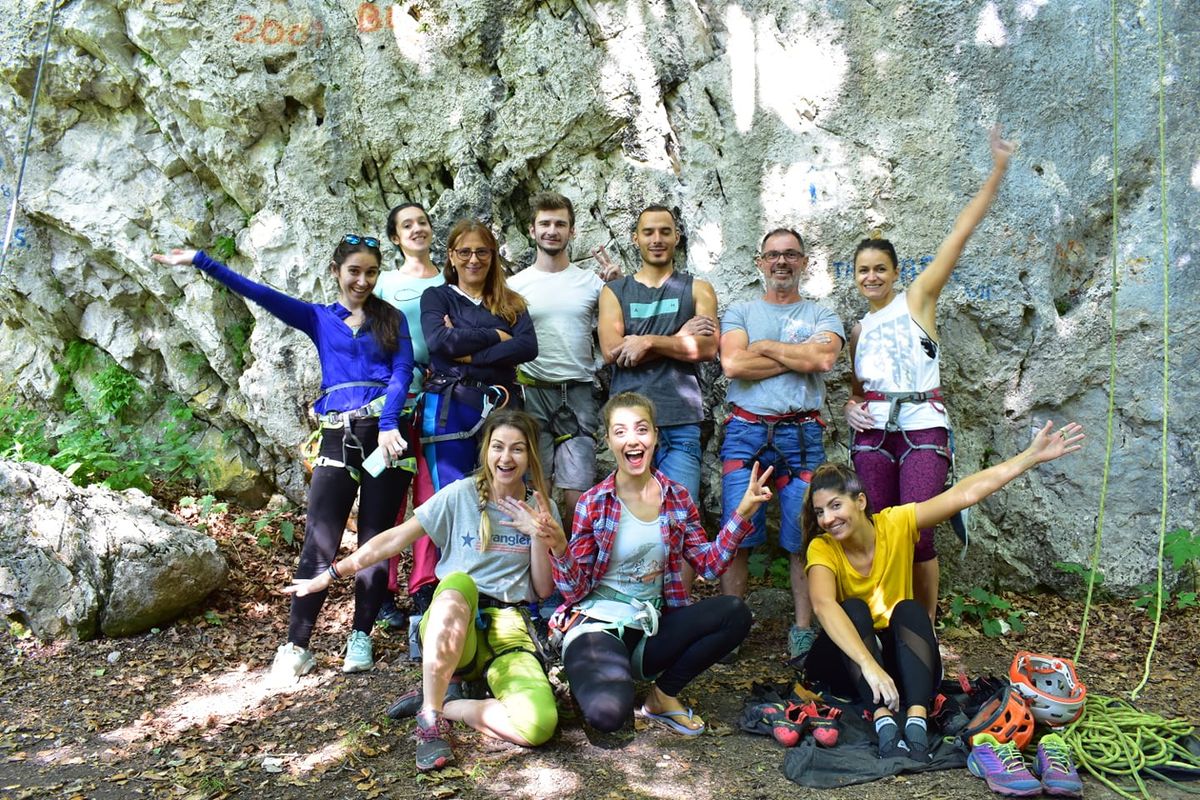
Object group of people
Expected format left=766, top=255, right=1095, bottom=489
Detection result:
left=151, top=126, right=1087, bottom=771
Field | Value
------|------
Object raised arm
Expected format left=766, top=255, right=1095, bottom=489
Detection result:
left=907, top=126, right=1014, bottom=328
left=683, top=464, right=773, bottom=578
left=284, top=516, right=427, bottom=596
left=913, top=420, right=1084, bottom=530
left=154, top=249, right=317, bottom=335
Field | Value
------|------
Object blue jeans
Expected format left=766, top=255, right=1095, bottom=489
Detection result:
left=654, top=423, right=702, bottom=501
left=719, top=417, right=826, bottom=552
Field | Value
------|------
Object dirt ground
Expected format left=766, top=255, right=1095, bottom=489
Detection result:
left=2, top=503, right=1198, bottom=800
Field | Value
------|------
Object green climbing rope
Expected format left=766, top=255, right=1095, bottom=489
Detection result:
left=1130, top=0, right=1173, bottom=702
left=1063, top=694, right=1200, bottom=800
left=1073, top=0, right=1124, bottom=666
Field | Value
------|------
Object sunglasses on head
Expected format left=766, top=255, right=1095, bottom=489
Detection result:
left=342, top=234, right=381, bottom=248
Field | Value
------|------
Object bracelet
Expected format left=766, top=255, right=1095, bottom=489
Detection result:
left=327, top=561, right=342, bottom=581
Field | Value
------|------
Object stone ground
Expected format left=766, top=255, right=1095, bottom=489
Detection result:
left=1, top=501, right=1197, bottom=800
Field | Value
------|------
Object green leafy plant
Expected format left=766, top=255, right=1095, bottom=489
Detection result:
left=212, top=235, right=237, bottom=262
left=946, top=587, right=1026, bottom=637
left=248, top=507, right=297, bottom=548
left=747, top=552, right=790, bottom=588
left=180, top=493, right=229, bottom=532
left=1134, top=528, right=1200, bottom=615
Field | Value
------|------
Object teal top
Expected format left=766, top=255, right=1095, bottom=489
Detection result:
left=375, top=269, right=445, bottom=398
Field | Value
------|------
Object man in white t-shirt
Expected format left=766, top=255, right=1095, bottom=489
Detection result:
left=719, top=228, right=845, bottom=660
left=509, top=192, right=619, bottom=530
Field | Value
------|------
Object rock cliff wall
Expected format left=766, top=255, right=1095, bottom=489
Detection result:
left=1, top=0, right=1195, bottom=593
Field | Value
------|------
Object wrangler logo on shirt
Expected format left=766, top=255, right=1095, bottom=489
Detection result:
left=629, top=298, right=680, bottom=319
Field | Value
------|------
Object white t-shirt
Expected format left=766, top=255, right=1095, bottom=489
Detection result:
left=594, top=499, right=666, bottom=601
left=509, top=265, right=604, bottom=382
left=854, top=292, right=946, bottom=430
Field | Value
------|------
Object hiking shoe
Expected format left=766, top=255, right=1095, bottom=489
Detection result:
left=1034, top=733, right=1083, bottom=797
left=788, top=625, right=818, bottom=659
left=386, top=679, right=465, bottom=719
left=967, top=733, right=1041, bottom=797
left=376, top=596, right=407, bottom=629
left=271, top=642, right=315, bottom=681
left=414, top=710, right=454, bottom=771
left=342, top=630, right=374, bottom=673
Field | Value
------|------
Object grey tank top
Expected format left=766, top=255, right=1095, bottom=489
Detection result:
left=608, top=272, right=703, bottom=426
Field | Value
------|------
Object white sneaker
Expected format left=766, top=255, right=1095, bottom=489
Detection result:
left=343, top=630, right=374, bottom=673
left=272, top=642, right=315, bottom=680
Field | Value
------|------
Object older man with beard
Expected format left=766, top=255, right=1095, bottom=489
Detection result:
left=717, top=228, right=844, bottom=660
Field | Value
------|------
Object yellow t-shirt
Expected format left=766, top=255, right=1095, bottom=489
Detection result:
left=805, top=503, right=919, bottom=629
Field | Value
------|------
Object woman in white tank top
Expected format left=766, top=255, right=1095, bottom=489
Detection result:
left=843, top=127, right=1014, bottom=621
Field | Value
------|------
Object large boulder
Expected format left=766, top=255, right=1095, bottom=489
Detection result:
left=0, top=460, right=227, bottom=639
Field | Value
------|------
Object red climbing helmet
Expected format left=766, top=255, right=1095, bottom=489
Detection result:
left=961, top=684, right=1036, bottom=750
left=1009, top=651, right=1087, bottom=727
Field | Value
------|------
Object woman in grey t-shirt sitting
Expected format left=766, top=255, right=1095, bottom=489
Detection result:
left=287, top=410, right=560, bottom=772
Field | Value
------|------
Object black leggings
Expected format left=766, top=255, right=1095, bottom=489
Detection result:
left=805, top=598, right=941, bottom=711
left=287, top=419, right=406, bottom=647
left=563, top=595, right=751, bottom=732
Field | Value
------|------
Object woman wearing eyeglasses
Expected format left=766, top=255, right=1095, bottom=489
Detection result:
left=842, top=127, right=1014, bottom=622
left=152, top=235, right=414, bottom=679
left=417, top=219, right=537, bottom=501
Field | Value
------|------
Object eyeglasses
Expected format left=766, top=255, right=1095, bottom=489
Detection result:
left=453, top=247, right=493, bottom=261
left=759, top=249, right=805, bottom=263
left=342, top=234, right=380, bottom=248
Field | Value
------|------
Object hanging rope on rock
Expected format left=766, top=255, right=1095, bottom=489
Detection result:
left=0, top=0, right=59, bottom=278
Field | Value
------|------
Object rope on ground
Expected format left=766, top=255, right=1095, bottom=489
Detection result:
left=1130, top=0, right=1173, bottom=702
left=1064, top=694, right=1200, bottom=800
left=1073, top=0, right=1124, bottom=665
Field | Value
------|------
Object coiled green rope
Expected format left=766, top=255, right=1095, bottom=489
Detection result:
left=1064, top=694, right=1200, bottom=800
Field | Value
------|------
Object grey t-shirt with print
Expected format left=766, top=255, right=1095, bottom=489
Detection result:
left=415, top=477, right=559, bottom=604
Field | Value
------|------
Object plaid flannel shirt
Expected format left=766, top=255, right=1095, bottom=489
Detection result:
left=550, top=469, right=753, bottom=608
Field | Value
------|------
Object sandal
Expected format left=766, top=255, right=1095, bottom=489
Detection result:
left=637, top=705, right=706, bottom=736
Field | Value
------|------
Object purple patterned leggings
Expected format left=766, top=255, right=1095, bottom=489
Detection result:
left=851, top=427, right=949, bottom=562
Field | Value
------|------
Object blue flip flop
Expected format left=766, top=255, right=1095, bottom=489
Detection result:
left=638, top=705, right=706, bottom=736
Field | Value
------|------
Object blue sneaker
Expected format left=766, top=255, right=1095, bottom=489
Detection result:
left=1035, top=733, right=1083, bottom=797
left=788, top=625, right=818, bottom=659
left=342, top=630, right=374, bottom=673
left=967, top=733, right=1041, bottom=797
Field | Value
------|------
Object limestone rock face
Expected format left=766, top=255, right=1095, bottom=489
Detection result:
left=0, top=1, right=1195, bottom=594
left=0, top=461, right=227, bottom=639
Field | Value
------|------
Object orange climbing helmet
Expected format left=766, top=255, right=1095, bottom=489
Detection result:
left=961, top=684, right=1036, bottom=750
left=1009, top=651, right=1087, bottom=727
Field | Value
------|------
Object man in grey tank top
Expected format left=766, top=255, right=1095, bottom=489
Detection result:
left=597, top=206, right=718, bottom=502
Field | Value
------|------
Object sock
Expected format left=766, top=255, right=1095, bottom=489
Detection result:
left=875, top=715, right=900, bottom=747
left=905, top=716, right=929, bottom=750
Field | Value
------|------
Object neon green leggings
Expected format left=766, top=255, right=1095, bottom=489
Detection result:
left=420, top=572, right=557, bottom=745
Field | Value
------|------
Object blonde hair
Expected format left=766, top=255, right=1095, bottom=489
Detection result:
left=473, top=410, right=549, bottom=550
left=444, top=219, right=528, bottom=325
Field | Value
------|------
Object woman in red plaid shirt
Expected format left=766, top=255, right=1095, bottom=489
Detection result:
left=513, top=391, right=773, bottom=736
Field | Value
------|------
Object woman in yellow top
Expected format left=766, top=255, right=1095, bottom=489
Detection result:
left=802, top=420, right=1084, bottom=762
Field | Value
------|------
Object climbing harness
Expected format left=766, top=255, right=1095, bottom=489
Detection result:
left=721, top=406, right=824, bottom=489
left=517, top=370, right=590, bottom=445
left=306, top=383, right=389, bottom=479
left=0, top=1, right=57, bottom=277
left=554, top=585, right=664, bottom=679
left=418, top=373, right=510, bottom=445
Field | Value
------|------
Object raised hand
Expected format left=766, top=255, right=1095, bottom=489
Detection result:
left=1027, top=420, right=1085, bottom=464
left=592, top=243, right=622, bottom=281
left=497, top=492, right=567, bottom=554
left=844, top=399, right=875, bottom=433
left=990, top=124, right=1015, bottom=167
left=734, top=462, right=774, bottom=518
left=151, top=248, right=198, bottom=267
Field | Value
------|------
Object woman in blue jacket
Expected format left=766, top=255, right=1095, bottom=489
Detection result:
left=417, top=219, right=537, bottom=496
left=154, top=236, right=414, bottom=679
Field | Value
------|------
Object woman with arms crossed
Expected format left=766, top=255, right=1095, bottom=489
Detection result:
left=519, top=392, right=774, bottom=736
left=288, top=410, right=558, bottom=772
left=803, top=421, right=1084, bottom=761
left=153, top=236, right=414, bottom=677
left=844, top=127, right=1015, bottom=621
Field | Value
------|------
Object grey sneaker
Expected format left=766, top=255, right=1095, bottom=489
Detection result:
left=343, top=630, right=374, bottom=673
left=788, top=625, right=818, bottom=660
left=271, top=642, right=315, bottom=681
left=414, top=710, right=454, bottom=771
